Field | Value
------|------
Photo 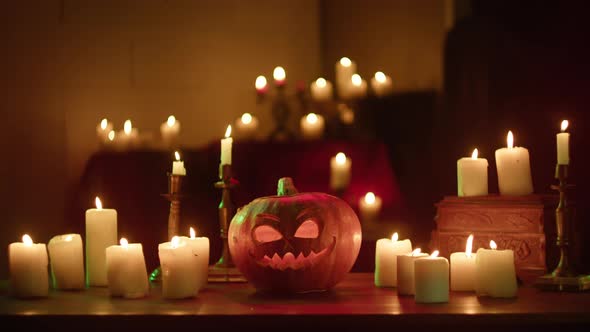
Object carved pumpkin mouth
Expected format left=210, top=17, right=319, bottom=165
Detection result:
left=250, top=236, right=336, bottom=271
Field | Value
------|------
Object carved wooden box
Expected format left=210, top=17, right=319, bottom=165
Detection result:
left=430, top=195, right=557, bottom=284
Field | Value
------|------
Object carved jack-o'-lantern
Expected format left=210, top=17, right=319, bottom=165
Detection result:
left=229, top=177, right=362, bottom=293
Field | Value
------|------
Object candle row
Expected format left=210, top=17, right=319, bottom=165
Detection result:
left=375, top=233, right=517, bottom=302
left=97, top=116, right=181, bottom=149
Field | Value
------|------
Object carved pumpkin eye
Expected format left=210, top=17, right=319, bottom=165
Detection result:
left=294, top=219, right=319, bottom=238
left=253, top=225, right=283, bottom=243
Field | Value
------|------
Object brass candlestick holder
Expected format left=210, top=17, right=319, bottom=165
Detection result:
left=208, top=164, right=246, bottom=282
left=535, top=164, right=590, bottom=291
left=149, top=173, right=184, bottom=282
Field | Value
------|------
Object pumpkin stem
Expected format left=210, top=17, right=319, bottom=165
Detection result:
left=277, top=177, right=299, bottom=196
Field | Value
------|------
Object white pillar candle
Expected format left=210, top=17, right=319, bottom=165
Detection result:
left=347, top=74, right=368, bottom=99
left=557, top=120, right=569, bottom=165
left=47, top=233, right=84, bottom=290
left=330, top=152, right=351, bottom=191
left=96, top=118, right=113, bottom=144
left=335, top=57, right=357, bottom=98
left=370, top=71, right=393, bottom=97
left=117, top=119, right=139, bottom=149
left=8, top=234, right=49, bottom=298
left=495, top=131, right=534, bottom=195
left=85, top=196, right=117, bottom=286
left=106, top=238, right=149, bottom=299
left=235, top=113, right=259, bottom=139
left=255, top=75, right=268, bottom=96
left=273, top=66, right=286, bottom=87
left=450, top=234, right=476, bottom=291
left=300, top=113, right=325, bottom=140
left=160, top=115, right=180, bottom=146
left=475, top=240, right=517, bottom=298
left=310, top=77, right=333, bottom=101
left=374, top=233, right=412, bottom=287
left=414, top=251, right=450, bottom=303
left=158, top=236, right=200, bottom=299
left=172, top=151, right=186, bottom=175
left=359, top=192, right=382, bottom=222
left=457, top=148, right=489, bottom=197
left=397, top=248, right=429, bottom=295
left=179, top=227, right=210, bottom=289
left=220, top=125, right=233, bottom=165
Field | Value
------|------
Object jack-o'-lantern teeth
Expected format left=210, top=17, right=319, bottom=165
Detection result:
left=260, top=247, right=329, bottom=271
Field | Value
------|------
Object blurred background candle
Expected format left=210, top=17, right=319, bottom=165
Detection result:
left=158, top=236, right=200, bottom=299
left=48, top=233, right=84, bottom=290
left=495, top=130, right=534, bottom=195
left=374, top=232, right=412, bottom=287
left=300, top=113, right=325, bottom=140
left=235, top=112, right=259, bottom=139
left=457, top=148, right=488, bottom=196
left=450, top=234, right=476, bottom=291
left=172, top=151, right=186, bottom=175
left=330, top=152, right=351, bottom=191
left=255, top=75, right=268, bottom=96
left=414, top=250, right=449, bottom=303
left=335, top=57, right=356, bottom=98
left=273, top=66, right=286, bottom=86
left=9, top=234, right=48, bottom=298
left=557, top=120, right=569, bottom=165
left=117, top=119, right=139, bottom=149
left=397, top=248, right=429, bottom=295
left=371, top=71, right=393, bottom=97
left=220, top=125, right=233, bottom=165
left=160, top=115, right=180, bottom=147
left=310, top=77, right=333, bottom=101
left=475, top=240, right=517, bottom=298
left=348, top=74, right=368, bottom=99
left=106, top=238, right=149, bottom=299
left=359, top=192, right=382, bottom=222
left=96, top=118, right=113, bottom=144
left=180, top=227, right=210, bottom=289
left=85, top=196, right=117, bottom=286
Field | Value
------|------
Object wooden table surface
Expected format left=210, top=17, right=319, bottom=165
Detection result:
left=1, top=273, right=589, bottom=331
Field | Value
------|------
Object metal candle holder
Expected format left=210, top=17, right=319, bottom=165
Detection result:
left=535, top=164, right=590, bottom=291
left=149, top=173, right=184, bottom=282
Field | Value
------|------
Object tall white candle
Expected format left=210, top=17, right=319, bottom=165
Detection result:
left=475, top=240, right=517, bottom=298
left=557, top=120, right=569, bottom=165
left=85, top=196, right=117, bottom=286
left=158, top=236, right=201, bottom=299
left=414, top=251, right=449, bottom=303
left=310, top=78, right=333, bottom=101
left=179, top=227, right=210, bottom=289
left=495, top=131, right=534, bottom=195
left=374, top=233, right=412, bottom=287
left=450, top=234, right=477, bottom=291
left=397, top=248, right=429, bottom=295
left=9, top=234, right=49, bottom=298
left=220, top=125, right=233, bottom=165
left=335, top=57, right=357, bottom=98
left=330, top=152, right=351, bottom=191
left=235, top=113, right=259, bottom=139
left=359, top=192, right=382, bottom=222
left=160, top=115, right=180, bottom=147
left=106, top=238, right=149, bottom=299
left=172, top=151, right=186, bottom=175
left=457, top=148, right=489, bottom=196
left=300, top=113, right=325, bottom=140
left=370, top=71, right=393, bottom=97
left=48, top=233, right=85, bottom=290
left=96, top=118, right=113, bottom=144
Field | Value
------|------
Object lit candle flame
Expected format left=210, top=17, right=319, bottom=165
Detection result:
left=171, top=236, right=180, bottom=249
left=108, top=130, right=115, bottom=141
left=340, top=57, right=352, bottom=67
left=364, top=192, right=376, bottom=205
left=465, top=234, right=474, bottom=257
left=351, top=74, right=362, bottom=86
left=561, top=120, right=569, bottom=132
left=190, top=227, right=196, bottom=239
left=255, top=75, right=267, bottom=90
left=490, top=240, right=497, bottom=250
left=120, top=238, right=128, bottom=248
left=306, top=113, right=318, bottom=124
left=411, top=248, right=422, bottom=256
left=100, top=118, right=108, bottom=130
left=65, top=235, right=73, bottom=242
left=95, top=197, right=103, bottom=210
left=273, top=66, right=286, bottom=81
left=224, top=125, right=232, bottom=138
left=375, top=71, right=386, bottom=83
left=167, top=115, right=176, bottom=127
left=124, top=120, right=132, bottom=135
left=241, top=113, right=252, bottom=125
left=471, top=148, right=478, bottom=159
left=174, top=151, right=181, bottom=161
left=507, top=131, right=514, bottom=149
left=391, top=232, right=399, bottom=242
left=316, top=77, right=327, bottom=88
left=22, top=234, right=33, bottom=246
left=430, top=250, right=439, bottom=258
left=335, top=152, right=347, bottom=164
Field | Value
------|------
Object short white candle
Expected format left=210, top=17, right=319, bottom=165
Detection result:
left=495, top=131, right=534, bottom=195
left=105, top=130, right=116, bottom=147
left=220, top=125, right=233, bottom=165
left=397, top=248, right=429, bottom=295
left=330, top=152, right=351, bottom=191
left=117, top=119, right=139, bottom=149
left=235, top=113, right=259, bottom=139
left=255, top=75, right=268, bottom=95
left=335, top=57, right=357, bottom=98
left=374, top=233, right=412, bottom=287
left=106, top=238, right=149, bottom=299
left=475, top=240, right=518, bottom=298
left=158, top=236, right=200, bottom=299
left=359, top=192, right=382, bottom=222
left=160, top=115, right=180, bottom=147
left=172, top=151, right=186, bottom=175
left=557, top=120, right=569, bottom=165
left=273, top=66, right=286, bottom=86
left=450, top=234, right=477, bottom=291
left=457, top=148, right=489, bottom=197
left=310, top=77, right=333, bottom=101
left=347, top=74, right=368, bottom=99
left=300, top=113, right=325, bottom=140
left=96, top=118, right=113, bottom=144
left=85, top=196, right=118, bottom=286
left=179, top=227, right=210, bottom=290
left=48, top=233, right=85, bottom=290
left=370, top=71, right=393, bottom=97
left=414, top=250, right=450, bottom=303
left=9, top=234, right=49, bottom=298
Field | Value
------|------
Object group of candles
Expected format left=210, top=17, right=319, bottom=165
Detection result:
left=457, top=120, right=570, bottom=196
left=96, top=115, right=181, bottom=149
left=375, top=233, right=517, bottom=302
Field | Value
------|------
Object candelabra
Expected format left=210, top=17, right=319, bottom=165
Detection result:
left=258, top=81, right=307, bottom=142
left=149, top=173, right=184, bottom=282
left=535, top=164, right=590, bottom=291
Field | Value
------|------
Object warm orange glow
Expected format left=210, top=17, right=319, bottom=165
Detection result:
left=375, top=71, right=386, bottom=83
left=255, top=75, right=267, bottom=90
left=340, top=57, right=352, bottom=67
left=335, top=152, right=347, bottom=165
left=190, top=227, right=196, bottom=239
left=22, top=234, right=33, bottom=246
left=306, top=113, right=318, bottom=124
left=411, top=248, right=422, bottom=256
left=471, top=148, right=478, bottom=159
left=391, top=232, right=399, bottom=242
left=316, top=77, right=327, bottom=88
left=241, top=113, right=253, bottom=125
left=100, top=118, right=108, bottom=130
left=430, top=250, right=440, bottom=258
left=120, top=238, right=128, bottom=248
left=490, top=240, right=497, bottom=250
left=171, top=236, right=180, bottom=249
left=108, top=130, right=115, bottom=141
left=561, top=120, right=569, bottom=132
left=167, top=115, right=176, bottom=127
left=507, top=131, right=514, bottom=149
left=364, top=192, right=376, bottom=205
left=351, top=74, right=362, bottom=86
left=95, top=197, right=103, bottom=210
left=224, top=125, right=232, bottom=138
left=65, top=235, right=73, bottom=242
left=465, top=234, right=474, bottom=257
left=174, top=151, right=181, bottom=161
left=124, top=120, right=132, bottom=135
left=273, top=66, right=286, bottom=81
